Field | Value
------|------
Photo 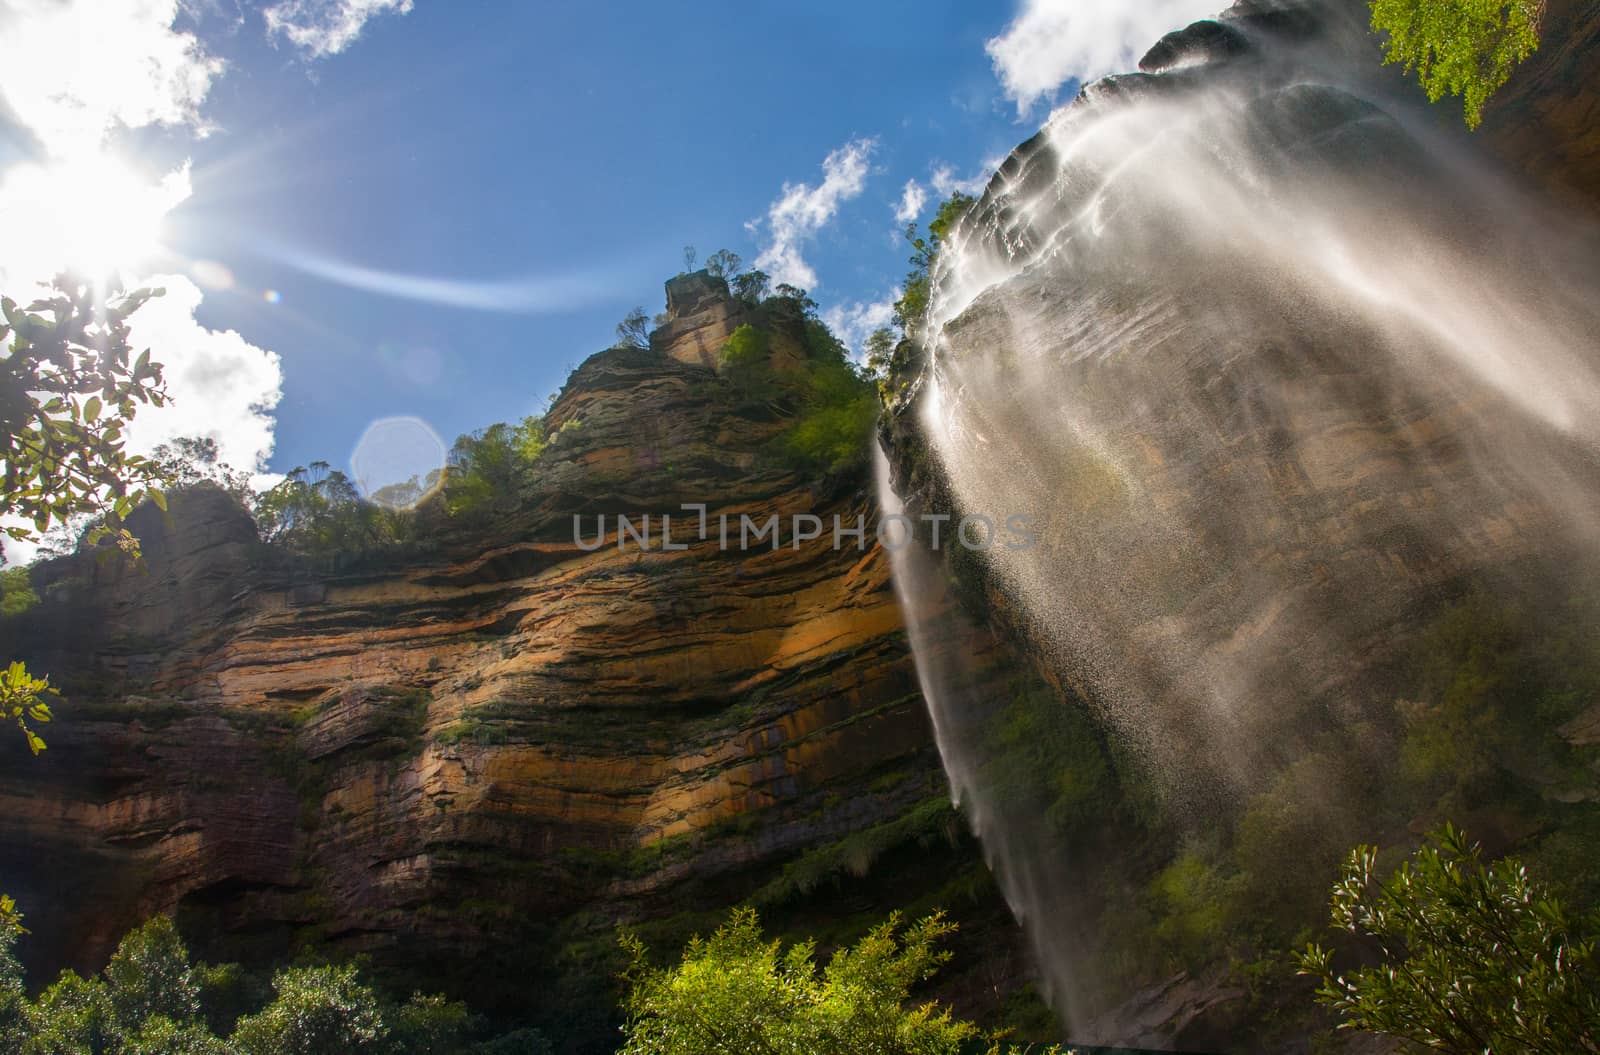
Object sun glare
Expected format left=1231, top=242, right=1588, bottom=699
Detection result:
left=0, top=153, right=189, bottom=281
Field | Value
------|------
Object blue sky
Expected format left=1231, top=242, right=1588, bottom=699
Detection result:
left=0, top=0, right=1220, bottom=515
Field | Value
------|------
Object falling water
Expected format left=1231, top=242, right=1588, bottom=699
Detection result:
left=878, top=0, right=1600, bottom=1041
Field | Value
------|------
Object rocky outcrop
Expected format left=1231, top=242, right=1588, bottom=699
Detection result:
left=0, top=277, right=1039, bottom=1048
left=649, top=271, right=749, bottom=369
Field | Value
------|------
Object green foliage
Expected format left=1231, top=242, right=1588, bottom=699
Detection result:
left=25, top=969, right=120, bottom=1055
left=231, top=964, right=388, bottom=1055
left=893, top=193, right=976, bottom=339
left=617, top=907, right=983, bottom=1055
left=392, top=992, right=474, bottom=1055
left=616, top=307, right=652, bottom=350
left=1398, top=587, right=1600, bottom=810
left=120, top=1016, right=232, bottom=1055
left=6, top=914, right=536, bottom=1055
left=731, top=269, right=771, bottom=306
left=714, top=323, right=782, bottom=408
left=1370, top=0, right=1542, bottom=128
left=778, top=365, right=877, bottom=476
left=1, top=567, right=39, bottom=618
left=442, top=416, right=549, bottom=521
left=983, top=685, right=1119, bottom=839
left=2, top=920, right=25, bottom=1055
left=1144, top=851, right=1239, bottom=971
left=752, top=796, right=961, bottom=907
left=2, top=659, right=58, bottom=756
left=149, top=437, right=256, bottom=509
left=469, top=1028, right=552, bottom=1055
left=104, top=916, right=201, bottom=1028
left=717, top=322, right=768, bottom=373
left=254, top=462, right=417, bottom=558
left=0, top=277, right=168, bottom=555
left=703, top=249, right=742, bottom=281
left=1296, top=825, right=1600, bottom=1053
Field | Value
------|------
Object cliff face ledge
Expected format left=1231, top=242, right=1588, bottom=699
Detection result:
left=0, top=276, right=1023, bottom=1033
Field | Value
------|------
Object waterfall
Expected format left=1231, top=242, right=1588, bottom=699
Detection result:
left=878, top=0, right=1600, bottom=1042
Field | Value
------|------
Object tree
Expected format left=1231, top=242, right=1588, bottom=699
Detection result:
left=893, top=193, right=976, bottom=339
left=1295, top=824, right=1600, bottom=1053
left=104, top=916, right=201, bottom=1029
left=864, top=326, right=897, bottom=379
left=150, top=437, right=255, bottom=508
left=731, top=269, right=771, bottom=306
left=615, top=307, right=652, bottom=350
left=617, top=907, right=984, bottom=1055
left=443, top=417, right=547, bottom=520
left=1, top=918, right=25, bottom=1055
left=681, top=245, right=697, bottom=273
left=0, top=277, right=168, bottom=554
left=391, top=993, right=473, bottom=1055
left=254, top=462, right=394, bottom=556
left=704, top=249, right=743, bottom=281
left=1370, top=0, right=1543, bottom=128
left=773, top=283, right=819, bottom=318
left=231, top=964, right=388, bottom=1055
left=24, top=969, right=120, bottom=1055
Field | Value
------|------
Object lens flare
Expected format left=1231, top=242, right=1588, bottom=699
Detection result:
left=350, top=416, right=448, bottom=510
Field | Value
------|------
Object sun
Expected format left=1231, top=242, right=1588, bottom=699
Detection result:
left=0, top=152, right=189, bottom=281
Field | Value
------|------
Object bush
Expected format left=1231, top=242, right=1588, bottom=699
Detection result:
left=1296, top=824, right=1600, bottom=1053
left=231, top=964, right=388, bottom=1055
left=105, top=916, right=201, bottom=1028
left=1, top=922, right=25, bottom=1055
left=618, top=908, right=982, bottom=1055
left=24, top=969, right=119, bottom=1054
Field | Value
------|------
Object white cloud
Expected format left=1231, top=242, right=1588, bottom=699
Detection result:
left=822, top=292, right=898, bottom=357
left=986, top=0, right=1220, bottom=116
left=931, top=162, right=994, bottom=199
left=123, top=275, right=284, bottom=473
left=263, top=0, right=413, bottom=58
left=893, top=180, right=927, bottom=225
left=0, top=0, right=223, bottom=159
left=751, top=137, right=876, bottom=290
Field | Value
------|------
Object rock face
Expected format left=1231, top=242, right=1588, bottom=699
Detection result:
left=0, top=277, right=1036, bottom=1047
left=1482, top=0, right=1600, bottom=217
left=650, top=271, right=748, bottom=368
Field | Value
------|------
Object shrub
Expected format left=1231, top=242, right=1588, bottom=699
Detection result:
left=231, top=964, right=388, bottom=1055
left=618, top=908, right=982, bottom=1055
left=1296, top=824, right=1600, bottom=1053
left=105, top=915, right=202, bottom=1029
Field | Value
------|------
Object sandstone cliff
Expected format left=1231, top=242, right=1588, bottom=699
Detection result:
left=0, top=275, right=1038, bottom=1047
